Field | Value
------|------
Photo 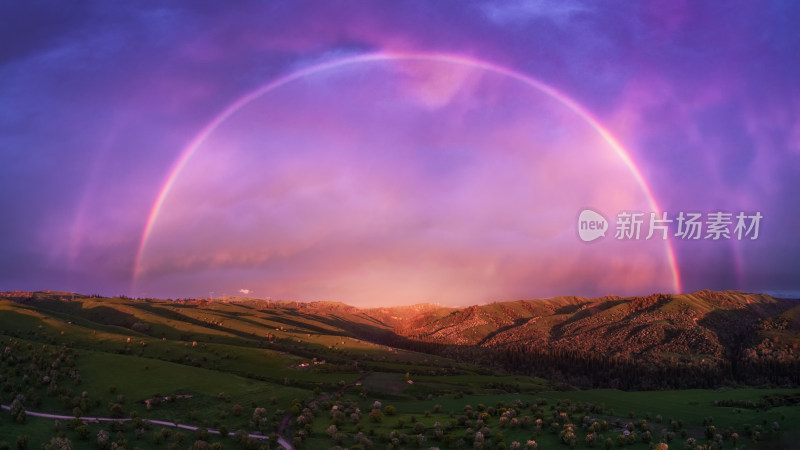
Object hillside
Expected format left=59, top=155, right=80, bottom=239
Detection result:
left=399, top=290, right=797, bottom=357
left=2, top=289, right=798, bottom=391
left=1, top=290, right=799, bottom=449
left=377, top=290, right=800, bottom=389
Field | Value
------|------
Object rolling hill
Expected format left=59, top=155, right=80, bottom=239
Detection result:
left=1, top=289, right=799, bottom=449
left=2, top=289, right=798, bottom=390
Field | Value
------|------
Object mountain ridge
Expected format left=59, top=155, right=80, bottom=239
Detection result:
left=1, top=289, right=798, bottom=389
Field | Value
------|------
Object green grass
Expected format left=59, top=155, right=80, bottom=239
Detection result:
left=1, top=293, right=798, bottom=449
left=75, top=350, right=310, bottom=422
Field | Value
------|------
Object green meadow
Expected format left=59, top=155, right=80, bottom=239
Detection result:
left=0, top=294, right=797, bottom=449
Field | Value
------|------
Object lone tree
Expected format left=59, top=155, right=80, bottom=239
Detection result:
left=9, top=397, right=26, bottom=424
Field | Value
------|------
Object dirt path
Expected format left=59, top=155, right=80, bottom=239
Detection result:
left=2, top=372, right=369, bottom=450
left=0, top=404, right=290, bottom=448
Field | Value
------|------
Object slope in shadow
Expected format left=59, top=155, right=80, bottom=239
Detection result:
left=476, top=318, right=533, bottom=347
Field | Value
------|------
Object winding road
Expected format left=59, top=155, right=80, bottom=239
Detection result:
left=1, top=372, right=370, bottom=450
left=1, top=404, right=291, bottom=449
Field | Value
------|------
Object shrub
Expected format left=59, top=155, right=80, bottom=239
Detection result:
left=191, top=440, right=210, bottom=450
left=369, top=409, right=383, bottom=423
left=108, top=402, right=124, bottom=418
left=232, top=404, right=243, bottom=416
left=75, top=425, right=90, bottom=441
left=15, top=436, right=29, bottom=450
left=96, top=430, right=110, bottom=449
left=43, top=437, right=72, bottom=450
left=9, top=398, right=25, bottom=424
left=196, top=428, right=210, bottom=441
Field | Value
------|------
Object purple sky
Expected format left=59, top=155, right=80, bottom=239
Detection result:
left=1, top=1, right=799, bottom=305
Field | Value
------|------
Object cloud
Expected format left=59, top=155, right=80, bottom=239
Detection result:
left=2, top=2, right=799, bottom=302
left=135, top=56, right=677, bottom=305
left=238, top=289, right=251, bottom=295
left=480, top=0, right=589, bottom=25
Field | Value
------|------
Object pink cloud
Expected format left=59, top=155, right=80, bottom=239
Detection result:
left=136, top=57, right=676, bottom=305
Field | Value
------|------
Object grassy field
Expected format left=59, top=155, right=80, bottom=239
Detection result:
left=0, top=293, right=797, bottom=449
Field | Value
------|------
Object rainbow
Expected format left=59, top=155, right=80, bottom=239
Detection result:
left=133, top=52, right=682, bottom=293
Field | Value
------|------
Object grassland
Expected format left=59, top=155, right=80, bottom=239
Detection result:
left=0, top=291, right=797, bottom=449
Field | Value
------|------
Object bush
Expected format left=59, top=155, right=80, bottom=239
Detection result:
left=108, top=402, right=124, bottom=418
left=196, top=428, right=210, bottom=441
left=43, top=437, right=72, bottom=450
left=75, top=425, right=90, bottom=441
left=96, top=430, right=110, bottom=449
left=9, top=398, right=25, bottom=424
left=191, top=440, right=210, bottom=450
left=369, top=409, right=383, bottom=423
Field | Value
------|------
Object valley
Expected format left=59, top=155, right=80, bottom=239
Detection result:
left=0, top=290, right=798, bottom=449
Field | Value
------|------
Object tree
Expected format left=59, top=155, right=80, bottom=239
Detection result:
left=75, top=426, right=90, bottom=441
left=43, top=437, right=72, bottom=450
left=191, top=440, right=211, bottom=450
left=96, top=430, right=110, bottom=450
left=232, top=404, right=243, bottom=417
left=108, top=402, right=125, bottom=418
left=369, top=409, right=383, bottom=423
left=326, top=425, right=338, bottom=437
left=9, top=397, right=25, bottom=424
